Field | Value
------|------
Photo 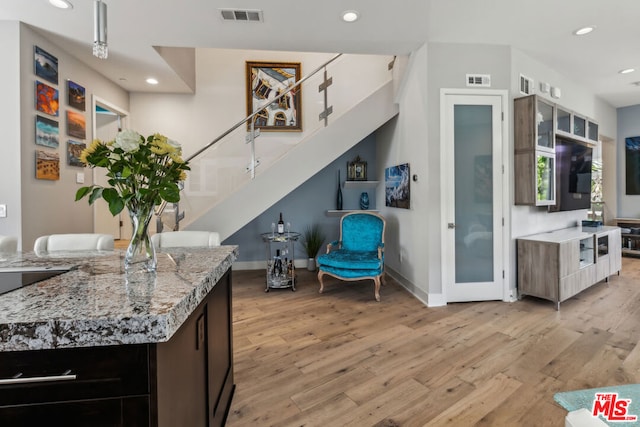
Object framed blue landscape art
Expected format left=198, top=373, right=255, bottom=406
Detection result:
left=35, top=115, right=59, bottom=148
left=34, top=46, right=58, bottom=85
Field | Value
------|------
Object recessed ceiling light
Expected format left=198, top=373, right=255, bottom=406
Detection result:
left=342, top=10, right=359, bottom=22
left=49, top=0, right=73, bottom=9
left=573, top=26, right=594, bottom=36
left=146, top=78, right=159, bottom=85
left=620, top=68, right=636, bottom=74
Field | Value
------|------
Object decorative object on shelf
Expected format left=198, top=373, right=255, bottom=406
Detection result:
left=246, top=61, right=302, bottom=132
left=336, top=169, right=343, bottom=210
left=75, top=130, right=190, bottom=273
left=302, top=223, right=326, bottom=272
left=359, top=192, right=369, bottom=210
left=385, top=163, right=410, bottom=209
left=347, top=155, right=367, bottom=181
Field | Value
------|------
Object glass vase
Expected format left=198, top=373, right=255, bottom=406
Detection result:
left=125, top=204, right=157, bottom=273
left=360, top=192, right=370, bottom=210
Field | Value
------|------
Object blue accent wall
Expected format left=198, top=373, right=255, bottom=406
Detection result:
left=223, top=134, right=377, bottom=262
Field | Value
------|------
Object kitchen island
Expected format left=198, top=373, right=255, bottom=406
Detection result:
left=0, top=245, right=237, bottom=426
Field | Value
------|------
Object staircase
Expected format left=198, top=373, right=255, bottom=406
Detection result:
left=172, top=55, right=401, bottom=241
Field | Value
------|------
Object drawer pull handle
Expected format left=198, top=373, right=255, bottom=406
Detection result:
left=0, top=370, right=76, bottom=385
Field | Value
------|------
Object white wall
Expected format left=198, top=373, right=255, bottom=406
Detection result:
left=4, top=23, right=129, bottom=250
left=376, top=44, right=430, bottom=303
left=377, top=42, right=618, bottom=305
left=0, top=21, right=22, bottom=247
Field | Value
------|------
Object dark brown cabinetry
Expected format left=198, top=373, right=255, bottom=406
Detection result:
left=0, top=270, right=234, bottom=427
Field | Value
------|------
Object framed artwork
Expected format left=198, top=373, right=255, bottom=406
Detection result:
left=34, top=46, right=58, bottom=85
left=246, top=61, right=302, bottom=132
left=35, top=115, right=59, bottom=148
left=385, top=163, right=410, bottom=209
left=67, top=80, right=86, bottom=111
left=35, top=150, right=60, bottom=180
left=67, top=140, right=86, bottom=167
left=347, top=156, right=367, bottom=181
left=35, top=80, right=59, bottom=116
left=66, top=110, right=86, bottom=139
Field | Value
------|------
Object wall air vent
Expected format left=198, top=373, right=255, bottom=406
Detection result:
left=466, top=74, right=491, bottom=87
left=520, top=74, right=534, bottom=95
left=219, top=9, right=263, bottom=22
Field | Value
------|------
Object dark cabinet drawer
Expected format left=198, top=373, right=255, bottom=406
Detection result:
left=0, top=344, right=149, bottom=406
left=0, top=396, right=149, bottom=427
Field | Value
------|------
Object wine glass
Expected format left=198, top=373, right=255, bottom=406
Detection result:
left=271, top=222, right=276, bottom=237
left=286, top=222, right=291, bottom=237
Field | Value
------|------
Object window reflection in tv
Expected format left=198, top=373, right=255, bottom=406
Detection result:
left=552, top=138, right=592, bottom=211
left=626, top=136, right=640, bottom=195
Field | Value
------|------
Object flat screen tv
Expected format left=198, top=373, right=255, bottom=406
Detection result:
left=550, top=137, right=593, bottom=212
left=625, top=136, right=640, bottom=194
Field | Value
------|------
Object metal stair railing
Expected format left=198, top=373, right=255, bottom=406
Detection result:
left=156, top=53, right=395, bottom=231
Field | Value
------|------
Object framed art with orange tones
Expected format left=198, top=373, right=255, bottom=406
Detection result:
left=35, top=80, right=59, bottom=117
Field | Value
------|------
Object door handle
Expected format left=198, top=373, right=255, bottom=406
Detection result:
left=448, top=223, right=456, bottom=229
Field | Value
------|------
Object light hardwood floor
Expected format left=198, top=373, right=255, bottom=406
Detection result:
left=226, top=258, right=640, bottom=426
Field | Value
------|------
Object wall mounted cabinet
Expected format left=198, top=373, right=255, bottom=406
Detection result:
left=514, top=95, right=556, bottom=205
left=514, top=94, right=598, bottom=206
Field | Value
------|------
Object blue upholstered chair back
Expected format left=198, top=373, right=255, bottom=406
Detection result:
left=340, top=213, right=385, bottom=252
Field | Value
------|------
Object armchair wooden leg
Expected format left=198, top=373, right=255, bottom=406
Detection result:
left=317, top=270, right=325, bottom=294
left=373, top=276, right=381, bottom=302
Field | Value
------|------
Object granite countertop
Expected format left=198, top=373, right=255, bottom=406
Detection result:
left=0, top=245, right=238, bottom=352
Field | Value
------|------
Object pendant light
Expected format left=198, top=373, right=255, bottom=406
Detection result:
left=93, top=0, right=108, bottom=59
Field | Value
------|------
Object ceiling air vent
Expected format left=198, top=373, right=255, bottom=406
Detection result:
left=219, top=9, right=263, bottom=22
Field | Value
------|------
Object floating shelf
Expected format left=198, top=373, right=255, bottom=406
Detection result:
left=343, top=180, right=379, bottom=189
left=326, top=209, right=379, bottom=217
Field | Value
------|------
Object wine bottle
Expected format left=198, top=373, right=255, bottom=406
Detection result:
left=273, top=249, right=283, bottom=276
left=337, top=170, right=343, bottom=210
left=278, top=213, right=284, bottom=234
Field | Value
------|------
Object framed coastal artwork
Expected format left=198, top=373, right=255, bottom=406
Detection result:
left=66, top=110, right=86, bottom=139
left=67, top=80, right=86, bottom=111
left=34, top=46, right=58, bottom=85
left=385, top=163, right=410, bottom=209
left=35, top=115, right=59, bottom=148
left=35, top=80, right=59, bottom=116
left=35, top=150, right=60, bottom=180
left=246, top=61, right=301, bottom=132
left=67, top=140, right=86, bottom=167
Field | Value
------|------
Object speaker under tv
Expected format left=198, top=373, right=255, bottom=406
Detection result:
left=549, top=137, right=593, bottom=212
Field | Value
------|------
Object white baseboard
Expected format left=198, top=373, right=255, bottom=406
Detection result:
left=385, top=266, right=446, bottom=307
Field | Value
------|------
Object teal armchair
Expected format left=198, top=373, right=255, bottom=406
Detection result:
left=317, top=212, right=386, bottom=301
